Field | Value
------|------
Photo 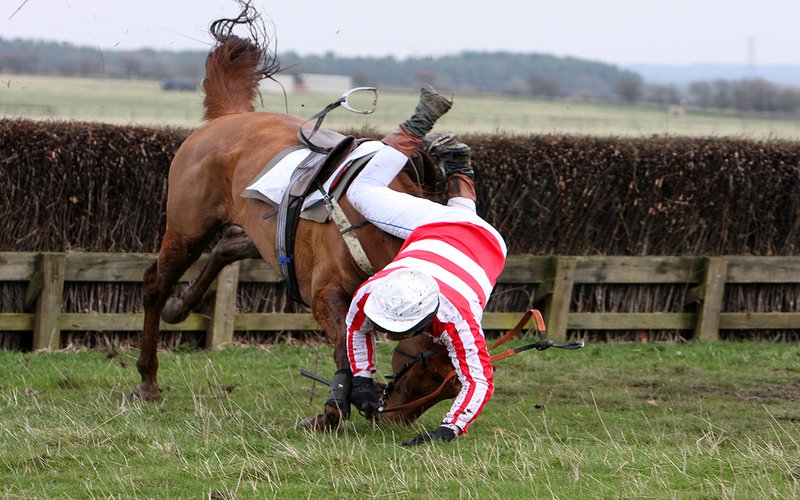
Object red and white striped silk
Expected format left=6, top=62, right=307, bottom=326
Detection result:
left=346, top=220, right=506, bottom=434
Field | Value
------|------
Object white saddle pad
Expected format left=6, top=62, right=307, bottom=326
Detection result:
left=243, top=140, right=385, bottom=209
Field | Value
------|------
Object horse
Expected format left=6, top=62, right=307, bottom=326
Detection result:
left=135, top=8, right=460, bottom=429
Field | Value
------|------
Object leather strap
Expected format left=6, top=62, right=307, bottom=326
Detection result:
left=318, top=183, right=374, bottom=276
left=276, top=152, right=326, bottom=306
left=379, top=309, right=547, bottom=415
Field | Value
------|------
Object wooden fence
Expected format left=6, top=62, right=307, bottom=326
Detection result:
left=2, top=252, right=800, bottom=350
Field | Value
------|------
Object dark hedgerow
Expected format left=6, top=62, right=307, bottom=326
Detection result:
left=1, top=119, right=188, bottom=253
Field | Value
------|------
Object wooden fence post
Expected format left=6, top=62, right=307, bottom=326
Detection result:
left=32, top=253, right=65, bottom=351
left=693, top=257, right=728, bottom=341
left=542, top=257, right=577, bottom=340
left=205, top=262, right=241, bottom=349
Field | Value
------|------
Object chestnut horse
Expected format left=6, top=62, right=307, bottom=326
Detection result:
left=135, top=12, right=459, bottom=428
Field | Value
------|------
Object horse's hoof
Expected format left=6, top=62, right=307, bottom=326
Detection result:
left=130, top=385, right=162, bottom=403
left=223, top=225, right=245, bottom=237
left=161, top=296, right=190, bottom=324
left=298, top=413, right=340, bottom=431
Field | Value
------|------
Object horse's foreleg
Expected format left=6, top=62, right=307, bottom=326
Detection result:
left=161, top=225, right=259, bottom=323
left=299, top=285, right=354, bottom=430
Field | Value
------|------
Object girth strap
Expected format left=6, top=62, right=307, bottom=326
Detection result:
left=276, top=152, right=327, bottom=306
left=317, top=182, right=375, bottom=276
left=275, top=137, right=377, bottom=305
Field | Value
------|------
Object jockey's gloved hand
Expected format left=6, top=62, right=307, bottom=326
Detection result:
left=350, top=376, right=380, bottom=419
left=424, top=133, right=474, bottom=179
left=401, top=426, right=457, bottom=446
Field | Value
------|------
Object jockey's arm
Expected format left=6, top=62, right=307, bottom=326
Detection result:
left=345, top=292, right=376, bottom=377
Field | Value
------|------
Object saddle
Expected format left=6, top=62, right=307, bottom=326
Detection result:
left=276, top=131, right=363, bottom=305
left=242, top=128, right=435, bottom=306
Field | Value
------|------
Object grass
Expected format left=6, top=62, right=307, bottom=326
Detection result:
left=3, top=74, right=800, bottom=139
left=1, top=341, right=798, bottom=498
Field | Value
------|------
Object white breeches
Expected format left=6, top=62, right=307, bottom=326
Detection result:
left=347, top=146, right=478, bottom=240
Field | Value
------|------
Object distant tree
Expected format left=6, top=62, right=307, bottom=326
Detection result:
left=527, top=75, right=564, bottom=98
left=688, top=81, right=713, bottom=108
left=616, top=74, right=644, bottom=103
left=351, top=69, right=370, bottom=87
left=688, top=78, right=800, bottom=113
left=777, top=87, right=800, bottom=113
left=712, top=80, right=733, bottom=109
left=646, top=83, right=681, bottom=105
left=504, top=77, right=529, bottom=96
left=734, top=79, right=778, bottom=111
left=78, top=56, right=103, bottom=75
left=120, top=54, right=143, bottom=78
left=0, top=52, right=38, bottom=73
left=414, top=70, right=436, bottom=86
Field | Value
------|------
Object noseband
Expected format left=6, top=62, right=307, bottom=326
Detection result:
left=377, top=346, right=449, bottom=413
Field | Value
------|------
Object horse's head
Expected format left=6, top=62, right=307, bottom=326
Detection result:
left=377, top=334, right=461, bottom=425
left=397, top=149, right=445, bottom=201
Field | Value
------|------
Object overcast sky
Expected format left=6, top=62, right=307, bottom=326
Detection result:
left=2, top=0, right=798, bottom=67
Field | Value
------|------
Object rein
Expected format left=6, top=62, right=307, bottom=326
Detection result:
left=377, top=309, right=584, bottom=414
left=376, top=347, right=451, bottom=414
left=392, top=347, right=446, bottom=383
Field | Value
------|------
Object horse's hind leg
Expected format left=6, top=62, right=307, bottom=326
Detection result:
left=134, top=229, right=214, bottom=401
left=161, top=225, right=260, bottom=324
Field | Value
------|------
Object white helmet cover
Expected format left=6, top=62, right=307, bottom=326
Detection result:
left=364, top=268, right=440, bottom=334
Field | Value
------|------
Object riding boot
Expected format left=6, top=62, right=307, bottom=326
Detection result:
left=382, top=125, right=423, bottom=157
left=401, top=84, right=453, bottom=138
left=324, top=368, right=353, bottom=419
left=382, top=85, right=452, bottom=156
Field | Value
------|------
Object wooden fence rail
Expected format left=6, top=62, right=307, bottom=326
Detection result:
left=2, top=252, right=800, bottom=351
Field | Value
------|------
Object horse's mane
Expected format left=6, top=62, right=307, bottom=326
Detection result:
left=202, top=1, right=281, bottom=121
left=406, top=150, right=444, bottom=201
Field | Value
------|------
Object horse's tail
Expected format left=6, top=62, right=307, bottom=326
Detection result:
left=202, top=1, right=281, bottom=121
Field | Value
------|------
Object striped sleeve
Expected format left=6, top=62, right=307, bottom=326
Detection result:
left=346, top=290, right=376, bottom=377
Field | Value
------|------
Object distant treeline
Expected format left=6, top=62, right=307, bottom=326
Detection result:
left=278, top=50, right=636, bottom=100
left=2, top=37, right=799, bottom=113
left=0, top=38, right=635, bottom=99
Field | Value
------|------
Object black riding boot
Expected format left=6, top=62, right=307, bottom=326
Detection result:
left=402, top=84, right=453, bottom=138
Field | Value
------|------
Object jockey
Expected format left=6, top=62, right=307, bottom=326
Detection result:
left=340, top=85, right=508, bottom=446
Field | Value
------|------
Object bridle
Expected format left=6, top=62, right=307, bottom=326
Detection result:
left=377, top=346, right=451, bottom=414
left=390, top=347, right=446, bottom=384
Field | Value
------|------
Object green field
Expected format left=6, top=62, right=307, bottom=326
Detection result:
left=3, top=74, right=800, bottom=138
left=1, top=341, right=798, bottom=497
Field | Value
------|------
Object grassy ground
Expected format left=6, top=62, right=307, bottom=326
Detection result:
left=3, top=74, right=800, bottom=139
left=1, top=341, right=798, bottom=498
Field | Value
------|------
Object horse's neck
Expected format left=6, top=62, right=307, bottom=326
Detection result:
left=394, top=167, right=439, bottom=201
